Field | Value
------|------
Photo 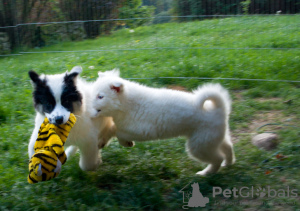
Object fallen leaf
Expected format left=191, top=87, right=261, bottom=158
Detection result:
left=265, top=170, right=272, bottom=175
left=276, top=154, right=288, bottom=160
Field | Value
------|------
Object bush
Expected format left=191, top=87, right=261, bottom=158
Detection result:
left=119, top=0, right=155, bottom=28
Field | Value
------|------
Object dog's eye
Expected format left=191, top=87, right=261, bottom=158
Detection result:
left=97, top=95, right=104, bottom=99
left=44, top=102, right=54, bottom=112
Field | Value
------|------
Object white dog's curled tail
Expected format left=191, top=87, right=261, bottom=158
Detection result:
left=193, top=83, right=231, bottom=115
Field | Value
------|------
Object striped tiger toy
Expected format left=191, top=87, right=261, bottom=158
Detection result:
left=28, top=113, right=76, bottom=184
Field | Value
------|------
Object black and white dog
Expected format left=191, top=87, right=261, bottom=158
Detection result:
left=28, top=66, right=115, bottom=171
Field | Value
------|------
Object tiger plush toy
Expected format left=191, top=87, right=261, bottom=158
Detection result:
left=28, top=113, right=76, bottom=184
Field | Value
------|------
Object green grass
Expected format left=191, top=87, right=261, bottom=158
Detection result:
left=0, top=15, right=299, bottom=210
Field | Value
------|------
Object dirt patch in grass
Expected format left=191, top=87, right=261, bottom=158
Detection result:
left=232, top=98, right=291, bottom=143
left=249, top=110, right=287, bottom=133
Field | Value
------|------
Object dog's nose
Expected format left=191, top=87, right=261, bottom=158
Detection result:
left=55, top=116, right=64, bottom=125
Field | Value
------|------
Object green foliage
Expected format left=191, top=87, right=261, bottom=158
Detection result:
left=240, top=0, right=251, bottom=15
left=0, top=16, right=299, bottom=210
left=119, top=0, right=156, bottom=28
left=172, top=0, right=203, bottom=20
left=142, top=0, right=173, bottom=14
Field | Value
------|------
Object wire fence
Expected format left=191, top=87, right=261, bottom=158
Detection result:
left=1, top=0, right=299, bottom=54
left=0, top=0, right=299, bottom=84
left=1, top=15, right=299, bottom=54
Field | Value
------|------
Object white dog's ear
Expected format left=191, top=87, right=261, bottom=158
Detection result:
left=98, top=71, right=105, bottom=77
left=111, top=68, right=120, bottom=76
left=98, top=68, right=120, bottom=77
left=110, top=82, right=123, bottom=93
left=70, top=66, right=83, bottom=74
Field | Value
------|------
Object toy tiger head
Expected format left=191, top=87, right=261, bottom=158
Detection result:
left=28, top=113, right=76, bottom=184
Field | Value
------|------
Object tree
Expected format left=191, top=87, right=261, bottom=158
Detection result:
left=0, top=0, right=17, bottom=49
left=59, top=0, right=125, bottom=38
left=0, top=0, right=55, bottom=49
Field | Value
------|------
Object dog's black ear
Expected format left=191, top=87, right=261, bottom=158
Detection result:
left=64, top=72, right=80, bottom=84
left=28, top=71, right=41, bottom=84
left=65, top=66, right=82, bottom=83
left=67, top=72, right=79, bottom=81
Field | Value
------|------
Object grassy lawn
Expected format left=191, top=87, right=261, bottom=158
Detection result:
left=0, top=15, right=299, bottom=210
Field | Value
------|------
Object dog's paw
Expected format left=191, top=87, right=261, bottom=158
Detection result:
left=196, top=170, right=209, bottom=176
left=196, top=165, right=218, bottom=176
left=119, top=140, right=135, bottom=147
left=80, top=159, right=101, bottom=171
left=221, top=158, right=236, bottom=167
left=221, top=160, right=228, bottom=167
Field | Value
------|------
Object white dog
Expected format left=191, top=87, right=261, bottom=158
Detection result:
left=91, top=69, right=235, bottom=175
left=28, top=66, right=115, bottom=171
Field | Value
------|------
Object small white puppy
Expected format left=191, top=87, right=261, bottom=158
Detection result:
left=91, top=69, right=235, bottom=175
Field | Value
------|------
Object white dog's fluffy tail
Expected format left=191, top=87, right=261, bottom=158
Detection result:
left=193, top=83, right=231, bottom=114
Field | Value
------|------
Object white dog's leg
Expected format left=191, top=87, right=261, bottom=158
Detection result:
left=187, top=135, right=224, bottom=176
left=220, top=134, right=235, bottom=167
left=28, top=114, right=44, bottom=158
left=196, top=152, right=223, bottom=176
left=28, top=131, right=38, bottom=158
left=78, top=142, right=101, bottom=171
left=65, top=146, right=78, bottom=159
left=116, top=131, right=135, bottom=147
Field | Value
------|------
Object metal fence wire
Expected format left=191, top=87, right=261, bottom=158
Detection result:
left=1, top=0, right=299, bottom=55
left=0, top=0, right=299, bottom=85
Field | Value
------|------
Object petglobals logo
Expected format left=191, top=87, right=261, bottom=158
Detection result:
left=179, top=183, right=298, bottom=209
left=213, top=186, right=298, bottom=198
left=179, top=182, right=210, bottom=209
